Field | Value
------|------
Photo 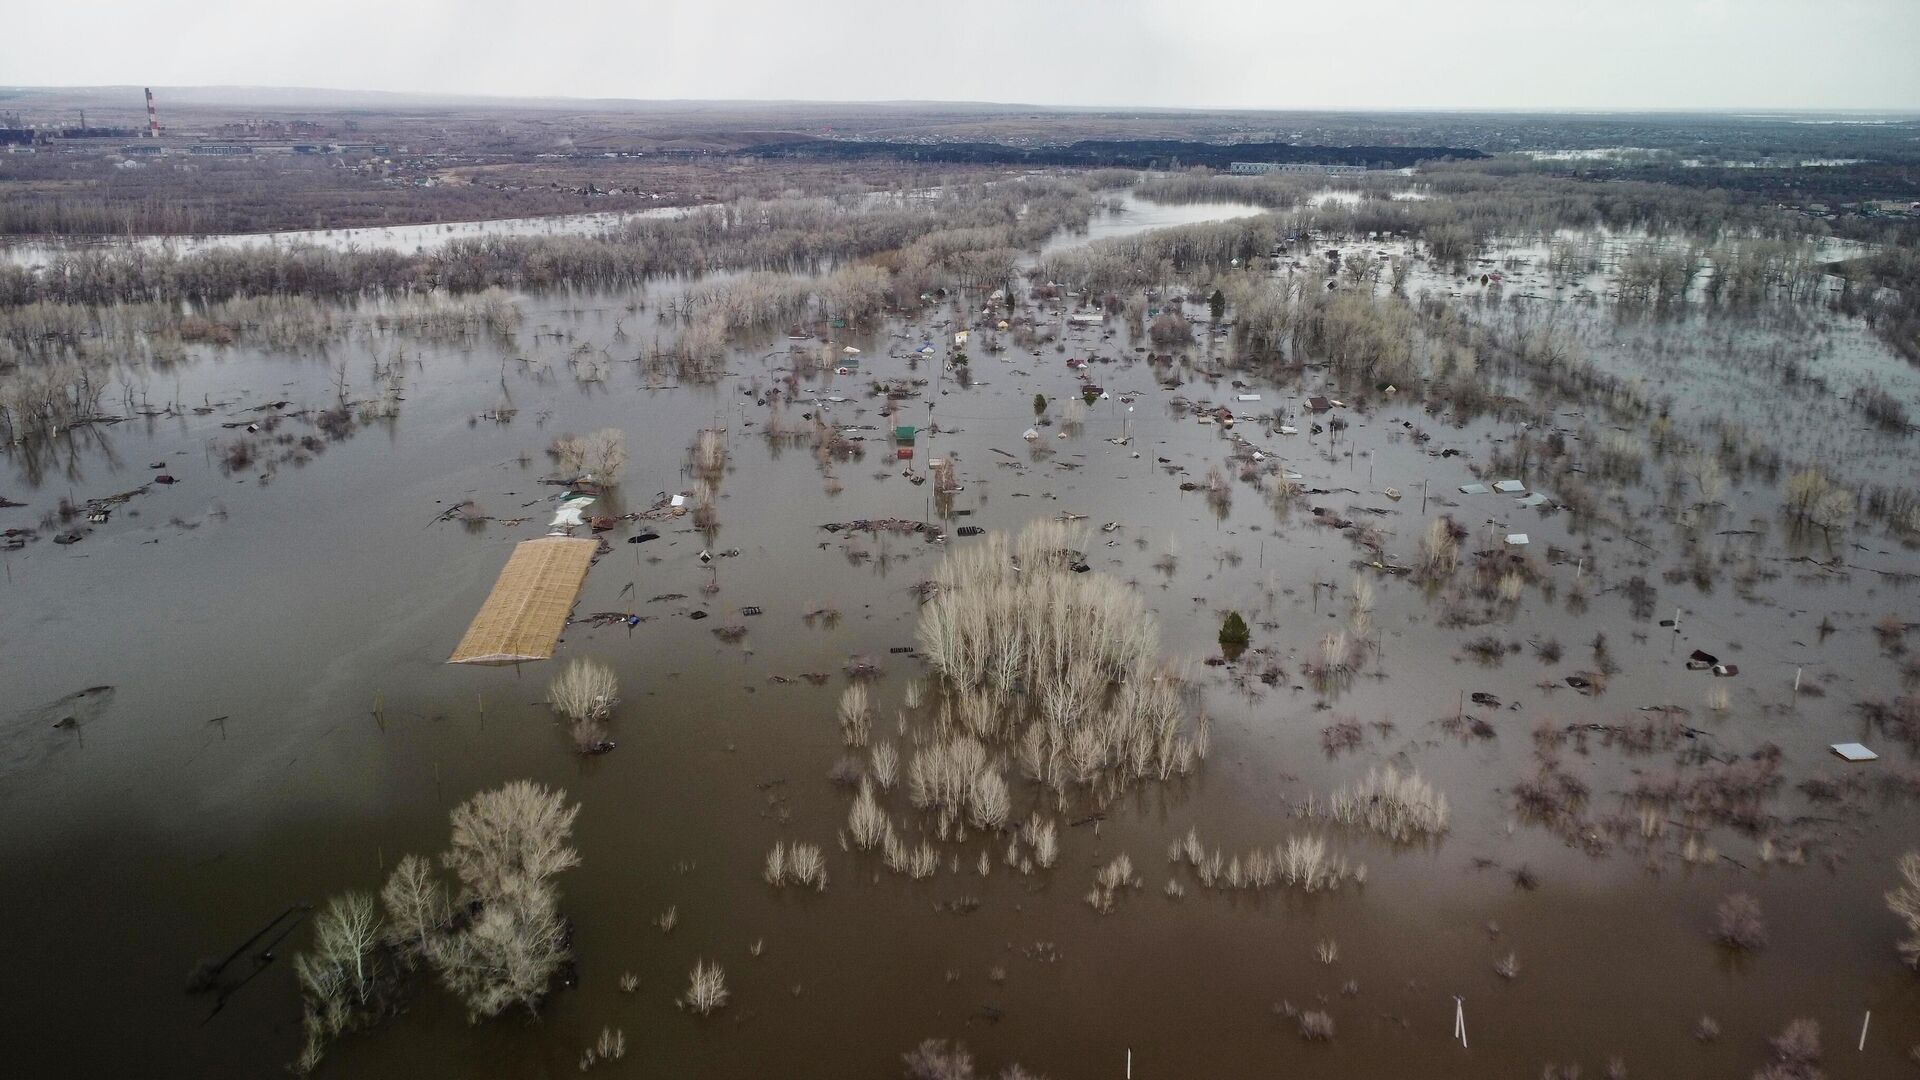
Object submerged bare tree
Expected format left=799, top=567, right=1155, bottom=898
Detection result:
left=380, top=854, right=450, bottom=966
left=293, top=891, right=392, bottom=1074
left=547, top=428, right=626, bottom=483
left=1784, top=468, right=1855, bottom=531
left=1891, top=851, right=1920, bottom=970
left=433, top=781, right=580, bottom=1019
left=580, top=428, right=627, bottom=482
left=443, top=781, right=581, bottom=903
left=683, top=959, right=729, bottom=1015
left=902, top=1038, right=1047, bottom=1080
left=549, top=658, right=620, bottom=752
left=1751, top=1018, right=1822, bottom=1080
left=1713, top=893, right=1767, bottom=952
left=293, top=780, right=584, bottom=1070
left=1323, top=766, right=1449, bottom=841
left=430, top=880, right=571, bottom=1020
left=914, top=519, right=1207, bottom=804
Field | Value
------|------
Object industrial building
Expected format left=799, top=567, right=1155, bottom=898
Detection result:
left=1229, top=161, right=1367, bottom=176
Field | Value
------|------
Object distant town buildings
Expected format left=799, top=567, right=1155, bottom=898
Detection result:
left=1229, top=161, right=1367, bottom=176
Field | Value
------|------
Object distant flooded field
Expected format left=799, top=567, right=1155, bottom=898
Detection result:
left=3, top=176, right=1918, bottom=1079
left=0, top=189, right=1262, bottom=270
left=0, top=204, right=694, bottom=269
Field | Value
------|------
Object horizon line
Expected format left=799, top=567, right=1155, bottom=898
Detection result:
left=6, top=84, right=1920, bottom=117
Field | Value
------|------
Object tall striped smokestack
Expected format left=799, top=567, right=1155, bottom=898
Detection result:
left=145, top=87, right=159, bottom=138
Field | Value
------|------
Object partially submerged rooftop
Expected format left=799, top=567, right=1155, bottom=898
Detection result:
left=448, top=536, right=597, bottom=665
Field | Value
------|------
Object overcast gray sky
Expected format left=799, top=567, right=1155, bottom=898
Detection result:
left=8, top=0, right=1918, bottom=111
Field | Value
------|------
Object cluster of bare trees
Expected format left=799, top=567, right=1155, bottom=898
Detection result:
left=1323, top=766, right=1450, bottom=841
left=0, top=288, right=528, bottom=450
left=661, top=272, right=831, bottom=373
left=1213, top=275, right=1421, bottom=386
left=914, top=519, right=1208, bottom=799
left=1699, top=239, right=1824, bottom=303
left=1169, top=828, right=1363, bottom=893
left=0, top=358, right=109, bottom=446
left=0, top=291, right=516, bottom=372
left=0, top=178, right=1104, bottom=310
left=1836, top=243, right=1920, bottom=362
left=1040, top=215, right=1283, bottom=293
left=1289, top=290, right=1418, bottom=385
left=1617, top=244, right=1704, bottom=304
left=294, top=781, right=580, bottom=1073
left=547, top=428, right=627, bottom=483
left=367, top=288, right=524, bottom=339
left=1784, top=468, right=1857, bottom=531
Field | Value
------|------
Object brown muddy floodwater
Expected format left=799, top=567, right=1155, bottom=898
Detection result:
left=3, top=216, right=1919, bottom=1079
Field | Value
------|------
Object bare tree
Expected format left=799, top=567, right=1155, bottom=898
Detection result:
left=1891, top=851, right=1920, bottom=970
left=683, top=959, right=729, bottom=1015
left=380, top=854, right=449, bottom=965
left=430, top=879, right=570, bottom=1020
left=292, top=891, right=388, bottom=1074
left=433, top=781, right=582, bottom=1019
left=549, top=658, right=619, bottom=752
left=442, top=780, right=581, bottom=902
left=581, top=428, right=626, bottom=482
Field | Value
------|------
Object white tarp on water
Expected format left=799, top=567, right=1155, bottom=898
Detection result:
left=549, top=495, right=595, bottom=529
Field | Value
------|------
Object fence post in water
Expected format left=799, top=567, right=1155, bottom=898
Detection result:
left=1858, top=1010, right=1869, bottom=1051
left=1125, top=1048, right=1131, bottom=1078
left=1453, top=996, right=1467, bottom=1049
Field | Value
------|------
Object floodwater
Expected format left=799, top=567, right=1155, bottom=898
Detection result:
left=0, top=190, right=1260, bottom=270
left=0, top=203, right=697, bottom=268
left=1039, top=193, right=1267, bottom=254
left=4, top=211, right=1919, bottom=1079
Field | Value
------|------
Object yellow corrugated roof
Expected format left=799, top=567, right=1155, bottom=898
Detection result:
left=448, top=537, right=598, bottom=665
